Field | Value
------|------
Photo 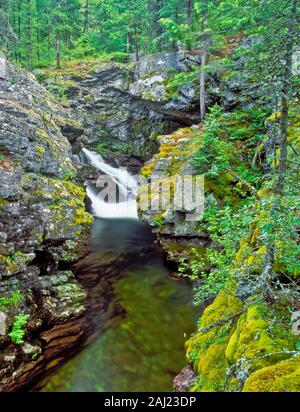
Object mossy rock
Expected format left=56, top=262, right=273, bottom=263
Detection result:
left=186, top=293, right=243, bottom=392
left=226, top=303, right=295, bottom=370
left=243, top=356, right=300, bottom=392
left=186, top=293, right=296, bottom=392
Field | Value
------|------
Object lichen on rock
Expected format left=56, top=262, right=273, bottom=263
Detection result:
left=0, top=62, right=92, bottom=390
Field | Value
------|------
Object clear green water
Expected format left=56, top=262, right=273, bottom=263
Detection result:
left=42, top=219, right=196, bottom=392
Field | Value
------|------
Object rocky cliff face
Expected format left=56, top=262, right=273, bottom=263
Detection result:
left=0, top=51, right=210, bottom=391
left=0, top=62, right=93, bottom=390
left=37, top=52, right=201, bottom=169
left=138, top=126, right=212, bottom=265
left=37, top=44, right=259, bottom=171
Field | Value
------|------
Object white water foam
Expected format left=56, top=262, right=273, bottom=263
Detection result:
left=83, top=148, right=138, bottom=220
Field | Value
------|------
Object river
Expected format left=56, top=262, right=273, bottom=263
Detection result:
left=40, top=150, right=196, bottom=392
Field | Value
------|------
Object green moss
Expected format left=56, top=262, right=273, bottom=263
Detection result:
left=243, top=356, right=300, bottom=392
left=0, top=198, right=9, bottom=208
left=141, top=162, right=155, bottom=177
left=185, top=292, right=296, bottom=392
left=204, top=174, right=237, bottom=204
left=0, top=290, right=24, bottom=312
left=153, top=212, right=165, bottom=227
left=96, top=113, right=111, bottom=123
left=0, top=252, right=35, bottom=276
left=186, top=294, right=242, bottom=392
left=53, top=283, right=86, bottom=309
left=138, top=177, right=176, bottom=213
left=35, top=145, right=46, bottom=155
left=226, top=303, right=295, bottom=371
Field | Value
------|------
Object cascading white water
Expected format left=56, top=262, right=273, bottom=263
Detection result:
left=83, top=148, right=138, bottom=220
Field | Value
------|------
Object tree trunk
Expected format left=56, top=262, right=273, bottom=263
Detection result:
left=36, top=0, right=40, bottom=63
left=173, top=5, right=179, bottom=50
left=149, top=0, right=163, bottom=51
left=46, top=8, right=51, bottom=61
left=199, top=0, right=208, bottom=121
left=17, top=0, right=21, bottom=61
left=186, top=0, right=192, bottom=50
left=55, top=30, right=61, bottom=68
left=277, top=0, right=298, bottom=193
left=12, top=0, right=17, bottom=60
left=127, top=30, right=131, bottom=54
left=134, top=24, right=139, bottom=62
left=5, top=0, right=9, bottom=53
left=200, top=49, right=207, bottom=121
left=27, top=0, right=32, bottom=69
left=84, top=0, right=89, bottom=31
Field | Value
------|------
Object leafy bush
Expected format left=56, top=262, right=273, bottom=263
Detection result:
left=46, top=82, right=68, bottom=100
left=192, top=105, right=233, bottom=177
left=110, top=52, right=130, bottom=63
left=179, top=199, right=256, bottom=305
left=191, top=105, right=266, bottom=186
left=8, top=314, right=30, bottom=345
left=67, top=34, right=97, bottom=59
left=165, top=70, right=198, bottom=99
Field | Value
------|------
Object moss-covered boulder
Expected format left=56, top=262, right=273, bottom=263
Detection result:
left=185, top=292, right=298, bottom=392
left=243, top=356, right=300, bottom=392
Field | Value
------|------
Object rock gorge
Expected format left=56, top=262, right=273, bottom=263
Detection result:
left=0, top=41, right=299, bottom=392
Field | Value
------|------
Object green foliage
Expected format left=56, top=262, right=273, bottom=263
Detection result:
left=8, top=314, right=30, bottom=345
left=165, top=70, right=198, bottom=99
left=0, top=291, right=24, bottom=311
left=191, top=106, right=265, bottom=189
left=223, top=108, right=268, bottom=144
left=192, top=105, right=233, bottom=177
left=153, top=214, right=164, bottom=227
left=63, top=171, right=76, bottom=181
left=68, top=33, right=97, bottom=59
left=46, top=82, right=68, bottom=101
left=254, top=192, right=300, bottom=278
left=109, top=52, right=130, bottom=63
left=179, top=197, right=256, bottom=305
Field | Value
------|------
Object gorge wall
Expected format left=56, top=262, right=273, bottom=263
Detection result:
left=0, top=62, right=93, bottom=390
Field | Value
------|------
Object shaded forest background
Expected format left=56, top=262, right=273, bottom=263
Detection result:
left=0, top=0, right=298, bottom=70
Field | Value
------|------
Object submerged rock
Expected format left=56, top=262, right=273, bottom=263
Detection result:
left=173, top=365, right=197, bottom=392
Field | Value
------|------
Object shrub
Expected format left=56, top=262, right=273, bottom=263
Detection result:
left=9, top=314, right=30, bottom=345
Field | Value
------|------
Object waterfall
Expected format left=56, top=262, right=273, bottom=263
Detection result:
left=82, top=148, right=138, bottom=220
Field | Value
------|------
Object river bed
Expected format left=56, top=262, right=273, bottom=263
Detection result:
left=41, top=218, right=196, bottom=392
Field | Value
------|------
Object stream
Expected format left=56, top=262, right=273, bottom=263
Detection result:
left=40, top=150, right=196, bottom=392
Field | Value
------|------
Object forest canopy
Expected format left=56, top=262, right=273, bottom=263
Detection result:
left=0, top=0, right=299, bottom=70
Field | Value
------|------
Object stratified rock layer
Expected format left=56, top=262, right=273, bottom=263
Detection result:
left=0, top=62, right=92, bottom=391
